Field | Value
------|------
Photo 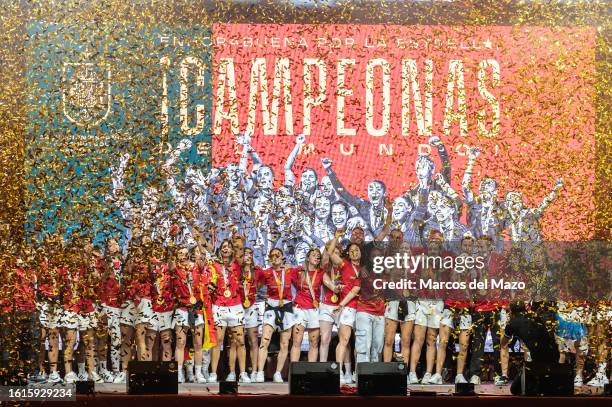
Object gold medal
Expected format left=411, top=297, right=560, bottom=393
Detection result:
left=331, top=294, right=338, bottom=304
left=157, top=296, right=164, bottom=305
left=189, top=295, right=197, bottom=305
left=224, top=289, right=232, bottom=298
left=244, top=298, right=251, bottom=308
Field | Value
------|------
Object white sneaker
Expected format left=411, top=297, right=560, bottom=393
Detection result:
left=429, top=373, right=443, bottom=384
left=208, top=373, right=218, bottom=383
left=178, top=369, right=185, bottom=384
left=344, top=373, right=353, bottom=384
left=273, top=372, right=283, bottom=383
left=239, top=372, right=251, bottom=383
left=604, top=376, right=610, bottom=385
left=47, top=371, right=63, bottom=384
left=422, top=372, right=432, bottom=384
left=455, top=374, right=467, bottom=384
left=113, top=371, right=126, bottom=384
left=250, top=371, right=257, bottom=382
left=195, top=371, right=207, bottom=384
left=99, top=368, right=114, bottom=383
left=494, top=375, right=509, bottom=385
left=352, top=372, right=357, bottom=383
left=77, top=372, right=89, bottom=381
left=186, top=366, right=195, bottom=383
left=90, top=371, right=103, bottom=384
left=64, top=372, right=78, bottom=384
left=226, top=372, right=236, bottom=382
left=255, top=371, right=265, bottom=383
left=340, top=374, right=347, bottom=385
left=587, top=373, right=606, bottom=388
left=408, top=372, right=420, bottom=384
left=469, top=375, right=481, bottom=385
left=574, top=375, right=583, bottom=387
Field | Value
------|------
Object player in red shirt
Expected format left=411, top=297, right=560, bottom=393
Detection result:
left=253, top=248, right=299, bottom=383
left=326, top=235, right=362, bottom=384
left=290, top=248, right=334, bottom=363
left=355, top=244, right=386, bottom=365
left=318, top=240, right=345, bottom=364
left=150, top=246, right=174, bottom=362
left=98, top=237, right=123, bottom=382
left=430, top=234, right=474, bottom=384
left=171, top=245, right=206, bottom=383
left=239, top=247, right=261, bottom=382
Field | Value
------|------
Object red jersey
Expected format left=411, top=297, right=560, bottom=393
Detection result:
left=240, top=266, right=261, bottom=307
left=206, top=260, right=242, bottom=307
left=73, top=265, right=98, bottom=314
left=257, top=267, right=298, bottom=303
left=339, top=260, right=361, bottom=309
left=322, top=267, right=341, bottom=306
left=14, top=267, right=36, bottom=311
left=174, top=262, right=205, bottom=311
left=101, top=258, right=123, bottom=307
left=59, top=266, right=80, bottom=312
left=356, top=297, right=385, bottom=315
left=36, top=260, right=60, bottom=300
left=473, top=252, right=507, bottom=312
left=151, top=262, right=174, bottom=313
left=294, top=268, right=324, bottom=309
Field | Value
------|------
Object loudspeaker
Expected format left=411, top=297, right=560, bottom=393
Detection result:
left=289, top=362, right=340, bottom=395
left=127, top=361, right=178, bottom=394
left=356, top=362, right=407, bottom=396
left=219, top=381, right=238, bottom=394
left=76, top=380, right=95, bottom=395
left=603, top=383, right=611, bottom=396
left=454, top=383, right=475, bottom=396
left=522, top=362, right=573, bottom=396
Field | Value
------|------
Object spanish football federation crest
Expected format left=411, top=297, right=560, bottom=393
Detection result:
left=62, top=53, right=111, bottom=126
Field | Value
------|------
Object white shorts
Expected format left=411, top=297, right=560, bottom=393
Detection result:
left=136, top=299, right=156, bottom=326
left=77, top=312, right=98, bottom=331
left=101, top=305, right=121, bottom=327
left=172, top=308, right=204, bottom=328
left=263, top=300, right=297, bottom=331
left=384, top=300, right=416, bottom=322
left=120, top=302, right=137, bottom=326
left=440, top=308, right=472, bottom=331
left=294, top=307, right=320, bottom=330
left=557, top=335, right=589, bottom=354
left=338, top=306, right=357, bottom=329
left=153, top=311, right=174, bottom=332
left=319, top=303, right=339, bottom=325
left=213, top=304, right=245, bottom=328
left=244, top=305, right=260, bottom=329
left=60, top=310, right=79, bottom=330
left=415, top=300, right=443, bottom=329
left=37, top=302, right=61, bottom=329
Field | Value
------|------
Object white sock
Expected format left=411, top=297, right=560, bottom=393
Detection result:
left=78, top=363, right=86, bottom=375
left=99, top=361, right=107, bottom=370
left=195, top=365, right=202, bottom=375
left=345, top=362, right=352, bottom=375
left=598, top=363, right=607, bottom=374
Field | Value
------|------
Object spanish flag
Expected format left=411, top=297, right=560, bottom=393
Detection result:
left=200, top=262, right=217, bottom=350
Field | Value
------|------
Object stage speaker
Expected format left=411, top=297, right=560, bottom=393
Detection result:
left=127, top=361, right=178, bottom=395
left=219, top=381, right=238, bottom=394
left=289, top=362, right=340, bottom=395
left=454, top=382, right=475, bottom=396
left=603, top=383, right=611, bottom=396
left=76, top=380, right=95, bottom=395
left=356, top=362, right=407, bottom=396
left=522, top=362, right=573, bottom=396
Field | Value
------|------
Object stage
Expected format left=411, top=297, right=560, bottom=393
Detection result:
left=60, top=382, right=608, bottom=406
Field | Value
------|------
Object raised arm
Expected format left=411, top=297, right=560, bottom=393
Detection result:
left=374, top=197, right=394, bottom=241
left=536, top=178, right=564, bottom=214
left=462, top=147, right=480, bottom=204
left=435, top=173, right=463, bottom=214
left=325, top=235, right=344, bottom=267
left=284, top=134, right=306, bottom=187
left=430, top=136, right=451, bottom=183
left=321, top=158, right=368, bottom=211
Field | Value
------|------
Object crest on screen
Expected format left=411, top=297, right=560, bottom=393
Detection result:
left=62, top=53, right=112, bottom=127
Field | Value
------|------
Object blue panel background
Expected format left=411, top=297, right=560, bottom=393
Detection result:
left=25, top=21, right=212, bottom=246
